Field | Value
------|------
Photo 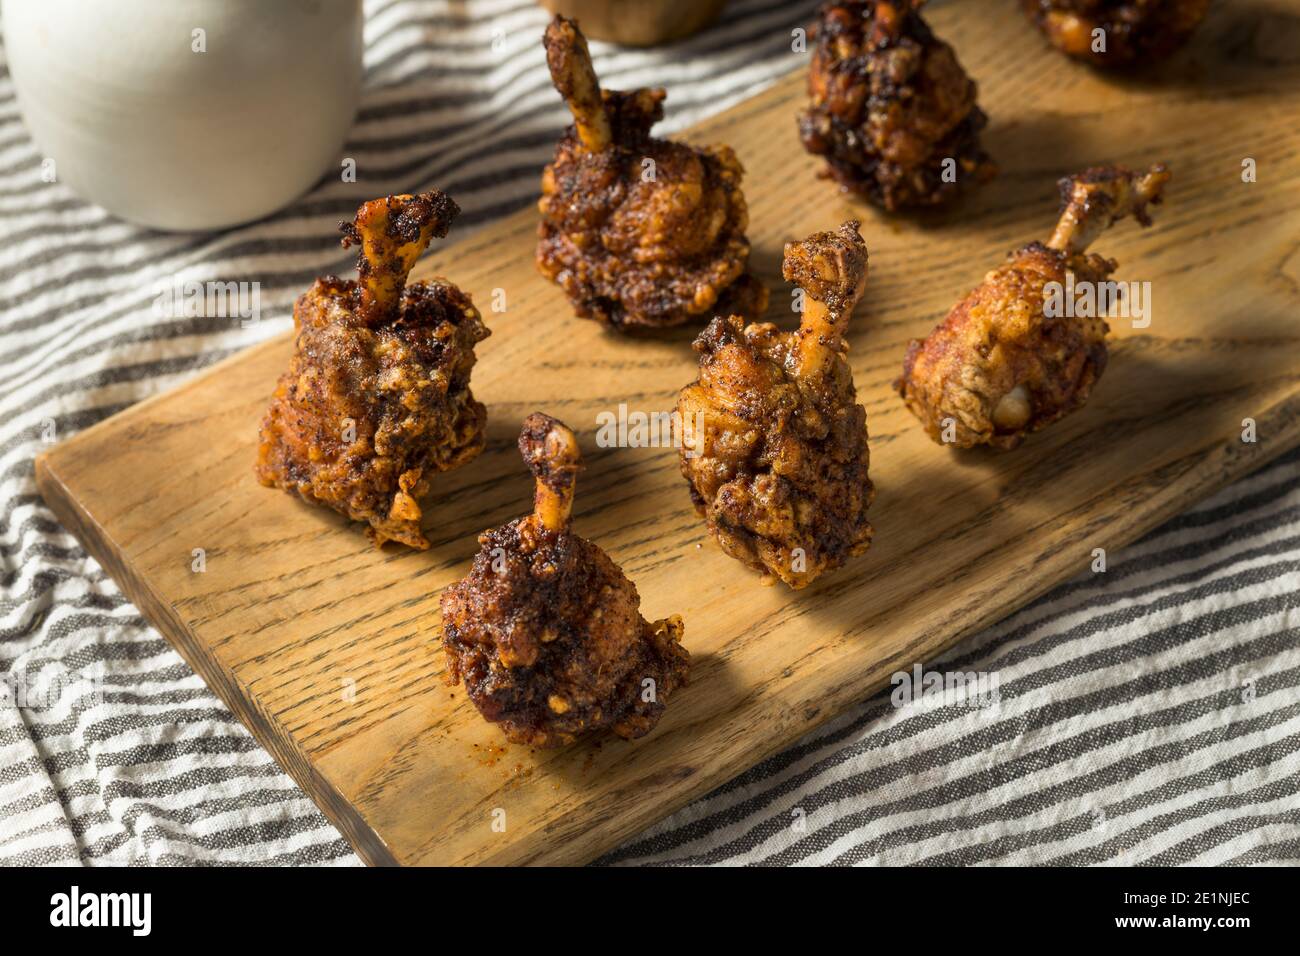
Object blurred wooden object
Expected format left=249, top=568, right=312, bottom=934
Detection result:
left=539, top=0, right=727, bottom=46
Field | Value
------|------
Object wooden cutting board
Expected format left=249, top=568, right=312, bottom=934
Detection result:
left=35, top=1, right=1300, bottom=865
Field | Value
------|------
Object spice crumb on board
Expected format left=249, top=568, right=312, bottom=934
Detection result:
left=471, top=742, right=510, bottom=768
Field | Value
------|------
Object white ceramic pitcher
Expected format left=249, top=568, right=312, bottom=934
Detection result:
left=3, top=0, right=364, bottom=231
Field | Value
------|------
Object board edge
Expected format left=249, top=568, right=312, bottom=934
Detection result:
left=33, top=450, right=401, bottom=867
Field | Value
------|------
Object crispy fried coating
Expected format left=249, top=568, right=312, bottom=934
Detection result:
left=255, top=192, right=489, bottom=549
left=798, top=0, right=995, bottom=211
left=1021, top=0, right=1209, bottom=66
left=677, top=222, right=874, bottom=589
left=536, top=15, right=767, bottom=330
left=897, top=164, right=1171, bottom=450
left=441, top=414, right=689, bottom=747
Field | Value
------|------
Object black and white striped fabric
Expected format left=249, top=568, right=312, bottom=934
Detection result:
left=2, top=0, right=1296, bottom=867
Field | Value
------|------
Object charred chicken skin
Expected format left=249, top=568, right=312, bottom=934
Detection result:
left=677, top=222, right=874, bottom=589
left=255, top=192, right=489, bottom=549
left=441, top=414, right=689, bottom=747
left=897, top=164, right=1171, bottom=450
left=1021, top=1, right=1209, bottom=66
left=798, top=0, right=996, bottom=211
left=536, top=15, right=767, bottom=330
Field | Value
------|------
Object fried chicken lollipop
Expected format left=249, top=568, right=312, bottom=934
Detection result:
left=441, top=414, right=689, bottom=747
left=897, top=164, right=1171, bottom=450
left=256, top=192, right=489, bottom=549
left=677, top=223, right=874, bottom=589
left=536, top=15, right=767, bottom=330
left=798, top=0, right=996, bottom=211
left=1021, top=1, right=1209, bottom=66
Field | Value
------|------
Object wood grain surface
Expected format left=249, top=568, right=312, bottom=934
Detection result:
left=34, top=1, right=1300, bottom=865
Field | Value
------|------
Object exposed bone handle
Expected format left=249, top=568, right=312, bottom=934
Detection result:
left=1047, top=164, right=1171, bottom=256
left=544, top=15, right=612, bottom=153
left=519, top=412, right=583, bottom=532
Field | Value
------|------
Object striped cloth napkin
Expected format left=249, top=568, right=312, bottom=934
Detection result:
left=2, top=0, right=1296, bottom=866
